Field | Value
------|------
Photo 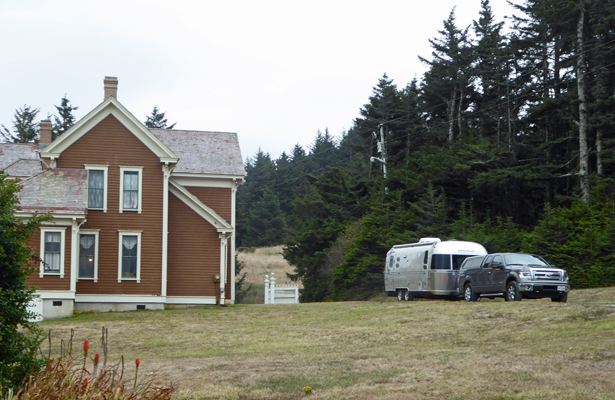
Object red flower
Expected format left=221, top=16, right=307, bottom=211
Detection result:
left=94, top=353, right=100, bottom=363
left=135, top=358, right=140, bottom=366
left=83, top=340, right=90, bottom=351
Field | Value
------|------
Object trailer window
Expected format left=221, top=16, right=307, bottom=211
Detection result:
left=452, top=255, right=472, bottom=270
left=431, top=254, right=451, bottom=270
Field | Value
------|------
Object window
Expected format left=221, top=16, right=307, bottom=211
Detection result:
left=78, top=231, right=99, bottom=281
left=119, top=167, right=143, bottom=213
left=85, top=165, right=108, bottom=212
left=117, top=231, right=141, bottom=283
left=39, top=227, right=66, bottom=278
left=431, top=254, right=451, bottom=270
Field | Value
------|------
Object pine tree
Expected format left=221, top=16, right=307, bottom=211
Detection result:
left=52, top=96, right=78, bottom=140
left=1, top=106, right=40, bottom=143
left=144, top=106, right=176, bottom=129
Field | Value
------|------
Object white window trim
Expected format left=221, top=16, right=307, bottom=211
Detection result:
left=119, top=166, right=143, bottom=214
left=85, top=165, right=109, bottom=213
left=117, top=230, right=142, bottom=283
left=78, top=230, right=100, bottom=283
left=39, top=227, right=67, bottom=278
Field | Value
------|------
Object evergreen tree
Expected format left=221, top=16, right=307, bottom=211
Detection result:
left=1, top=106, right=40, bottom=143
left=243, top=189, right=287, bottom=247
left=52, top=95, right=78, bottom=140
left=144, top=106, right=176, bottom=129
left=0, top=172, right=49, bottom=391
left=472, top=0, right=510, bottom=143
left=419, top=8, right=473, bottom=142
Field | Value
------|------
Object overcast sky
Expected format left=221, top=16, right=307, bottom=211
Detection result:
left=0, top=0, right=517, bottom=162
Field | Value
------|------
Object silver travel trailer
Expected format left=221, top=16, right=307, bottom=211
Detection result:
left=384, top=238, right=487, bottom=300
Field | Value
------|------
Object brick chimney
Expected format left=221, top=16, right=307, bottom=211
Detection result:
left=39, top=120, right=52, bottom=149
left=104, top=76, right=118, bottom=100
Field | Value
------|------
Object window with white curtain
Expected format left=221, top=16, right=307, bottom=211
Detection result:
left=44, top=232, right=61, bottom=272
left=39, top=227, right=66, bottom=278
left=119, top=167, right=143, bottom=213
left=117, top=231, right=141, bottom=282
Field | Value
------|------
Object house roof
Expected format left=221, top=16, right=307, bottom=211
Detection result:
left=4, top=159, right=43, bottom=177
left=16, top=168, right=88, bottom=215
left=151, top=129, right=245, bottom=176
left=0, top=143, right=39, bottom=172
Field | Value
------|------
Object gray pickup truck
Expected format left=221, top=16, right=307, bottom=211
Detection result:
left=457, top=253, right=570, bottom=302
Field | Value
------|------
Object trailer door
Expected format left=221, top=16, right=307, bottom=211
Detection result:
left=418, top=249, right=429, bottom=291
left=385, top=252, right=398, bottom=290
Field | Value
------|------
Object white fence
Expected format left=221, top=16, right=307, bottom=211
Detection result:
left=264, top=273, right=299, bottom=304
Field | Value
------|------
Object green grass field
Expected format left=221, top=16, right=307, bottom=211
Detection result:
left=38, top=288, right=615, bottom=399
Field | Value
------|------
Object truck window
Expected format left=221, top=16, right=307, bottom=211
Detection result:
left=452, top=255, right=471, bottom=270
left=431, top=254, right=451, bottom=270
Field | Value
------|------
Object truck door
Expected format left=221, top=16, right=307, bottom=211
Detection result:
left=487, top=255, right=507, bottom=292
left=477, top=255, right=494, bottom=291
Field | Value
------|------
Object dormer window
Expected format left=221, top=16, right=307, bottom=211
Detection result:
left=119, top=167, right=143, bottom=213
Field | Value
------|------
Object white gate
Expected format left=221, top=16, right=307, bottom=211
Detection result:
left=264, top=273, right=299, bottom=304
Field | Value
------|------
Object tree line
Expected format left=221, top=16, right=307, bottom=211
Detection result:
left=1, top=100, right=175, bottom=143
left=237, top=0, right=615, bottom=301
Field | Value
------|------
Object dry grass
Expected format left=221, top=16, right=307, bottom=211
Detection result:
left=38, top=287, right=615, bottom=400
left=237, top=246, right=299, bottom=287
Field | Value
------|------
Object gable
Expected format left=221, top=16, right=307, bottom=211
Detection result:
left=40, top=96, right=178, bottom=165
left=168, top=178, right=232, bottom=233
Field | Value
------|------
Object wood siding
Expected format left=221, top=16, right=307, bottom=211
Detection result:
left=26, top=227, right=72, bottom=291
left=167, top=192, right=231, bottom=298
left=56, top=115, right=164, bottom=296
left=184, top=187, right=232, bottom=223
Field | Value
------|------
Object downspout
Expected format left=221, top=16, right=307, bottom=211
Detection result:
left=218, top=232, right=231, bottom=305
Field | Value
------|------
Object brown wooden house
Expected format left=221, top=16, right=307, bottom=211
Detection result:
left=2, top=77, right=245, bottom=319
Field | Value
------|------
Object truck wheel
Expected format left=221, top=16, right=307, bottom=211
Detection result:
left=397, top=290, right=404, bottom=301
left=505, top=281, right=521, bottom=302
left=464, top=283, right=477, bottom=302
left=404, top=290, right=413, bottom=301
left=552, top=293, right=568, bottom=303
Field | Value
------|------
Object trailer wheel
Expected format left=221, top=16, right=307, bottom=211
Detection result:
left=397, top=290, right=404, bottom=301
left=404, top=290, right=413, bottom=301
left=505, top=281, right=521, bottom=302
left=464, top=283, right=478, bottom=302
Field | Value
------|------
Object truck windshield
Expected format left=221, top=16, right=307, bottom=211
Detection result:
left=504, top=254, right=548, bottom=267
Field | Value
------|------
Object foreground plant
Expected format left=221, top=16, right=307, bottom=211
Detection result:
left=8, top=328, right=174, bottom=400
